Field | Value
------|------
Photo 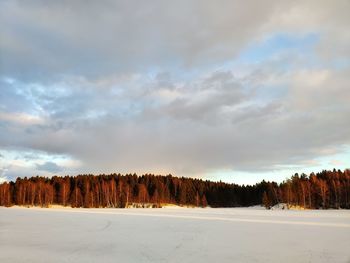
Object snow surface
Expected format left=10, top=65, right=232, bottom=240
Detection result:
left=1, top=207, right=350, bottom=263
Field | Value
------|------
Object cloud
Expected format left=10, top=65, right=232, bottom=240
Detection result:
left=147, top=71, right=247, bottom=123
left=0, top=1, right=349, bottom=182
left=329, top=160, right=344, bottom=167
left=0, top=0, right=314, bottom=81
left=35, top=161, right=63, bottom=173
left=1, top=66, right=349, bottom=177
left=1, top=0, right=349, bottom=82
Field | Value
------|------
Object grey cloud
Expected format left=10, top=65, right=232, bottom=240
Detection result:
left=0, top=164, right=36, bottom=181
left=231, top=102, right=284, bottom=124
left=159, top=71, right=246, bottom=122
left=154, top=72, right=175, bottom=90
left=0, top=0, right=291, bottom=82
left=0, top=79, right=35, bottom=113
left=35, top=161, right=63, bottom=173
left=162, top=90, right=242, bottom=122
left=1, top=1, right=348, bottom=84
left=1, top=66, right=349, bottom=176
left=0, top=1, right=349, bottom=181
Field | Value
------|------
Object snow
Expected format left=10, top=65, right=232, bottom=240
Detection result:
left=1, top=207, right=350, bottom=262
left=270, top=203, right=306, bottom=210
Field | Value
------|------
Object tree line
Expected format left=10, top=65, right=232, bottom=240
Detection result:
left=0, top=169, right=349, bottom=209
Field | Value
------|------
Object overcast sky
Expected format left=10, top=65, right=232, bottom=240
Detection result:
left=1, top=0, right=349, bottom=184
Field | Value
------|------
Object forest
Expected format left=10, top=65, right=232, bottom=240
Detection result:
left=0, top=169, right=349, bottom=209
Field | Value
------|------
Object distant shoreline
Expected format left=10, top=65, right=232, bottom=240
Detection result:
left=1, top=169, right=350, bottom=210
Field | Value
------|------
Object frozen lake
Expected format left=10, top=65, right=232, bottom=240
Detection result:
left=1, top=207, right=350, bottom=262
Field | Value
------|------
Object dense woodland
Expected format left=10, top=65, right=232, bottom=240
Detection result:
left=0, top=169, right=349, bottom=209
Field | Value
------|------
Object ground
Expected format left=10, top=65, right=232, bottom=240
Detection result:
left=0, top=206, right=349, bottom=262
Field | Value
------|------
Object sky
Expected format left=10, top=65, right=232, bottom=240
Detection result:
left=0, top=0, right=350, bottom=184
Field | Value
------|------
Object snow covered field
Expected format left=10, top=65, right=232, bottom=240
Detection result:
left=1, top=207, right=350, bottom=263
